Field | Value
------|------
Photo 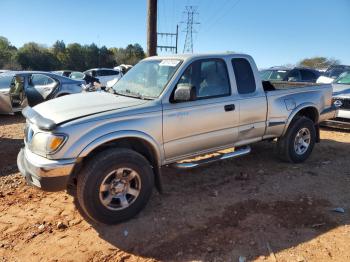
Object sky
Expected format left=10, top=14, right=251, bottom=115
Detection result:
left=1, top=0, right=349, bottom=68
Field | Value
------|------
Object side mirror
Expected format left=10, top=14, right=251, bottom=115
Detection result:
left=174, top=84, right=196, bottom=102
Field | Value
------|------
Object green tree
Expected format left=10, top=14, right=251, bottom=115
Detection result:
left=0, top=36, right=20, bottom=69
left=298, top=57, right=340, bottom=69
left=84, top=43, right=99, bottom=69
left=1, top=35, right=146, bottom=71
left=52, top=40, right=66, bottom=55
left=111, top=44, right=145, bottom=65
left=65, top=43, right=85, bottom=71
left=17, top=42, right=60, bottom=70
left=99, top=46, right=115, bottom=68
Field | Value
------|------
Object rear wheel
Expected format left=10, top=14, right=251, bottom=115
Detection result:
left=277, top=117, right=316, bottom=163
left=77, top=148, right=154, bottom=224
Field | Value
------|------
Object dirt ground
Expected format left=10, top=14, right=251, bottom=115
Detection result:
left=0, top=114, right=350, bottom=262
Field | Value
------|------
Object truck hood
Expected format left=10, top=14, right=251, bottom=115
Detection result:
left=33, top=92, right=147, bottom=124
left=332, top=84, right=350, bottom=99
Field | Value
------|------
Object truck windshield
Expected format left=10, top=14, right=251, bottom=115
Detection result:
left=335, top=72, right=350, bottom=85
left=112, top=59, right=181, bottom=99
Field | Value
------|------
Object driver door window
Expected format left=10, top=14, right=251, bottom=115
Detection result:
left=177, top=59, right=231, bottom=99
left=31, top=74, right=55, bottom=86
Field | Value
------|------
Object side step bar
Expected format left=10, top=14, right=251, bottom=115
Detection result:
left=173, top=146, right=251, bottom=169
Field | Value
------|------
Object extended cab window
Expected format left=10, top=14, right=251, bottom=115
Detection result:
left=178, top=59, right=231, bottom=99
left=231, top=58, right=256, bottom=94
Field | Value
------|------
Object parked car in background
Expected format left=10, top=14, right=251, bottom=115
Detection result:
left=0, top=71, right=83, bottom=114
left=260, top=67, right=321, bottom=83
left=317, top=65, right=350, bottom=84
left=18, top=53, right=337, bottom=224
left=53, top=70, right=73, bottom=77
left=322, top=71, right=350, bottom=128
left=69, top=71, right=100, bottom=85
left=324, top=65, right=350, bottom=80
left=84, top=68, right=123, bottom=87
left=0, top=70, right=10, bottom=74
left=114, top=64, right=133, bottom=74
left=282, top=67, right=321, bottom=83
left=316, top=75, right=335, bottom=84
left=259, top=66, right=290, bottom=81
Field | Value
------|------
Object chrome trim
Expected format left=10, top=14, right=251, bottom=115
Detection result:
left=173, top=146, right=251, bottom=169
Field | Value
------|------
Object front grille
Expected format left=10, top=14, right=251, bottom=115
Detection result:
left=334, top=98, right=350, bottom=110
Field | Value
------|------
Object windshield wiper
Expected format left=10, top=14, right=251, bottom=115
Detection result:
left=114, top=90, right=154, bottom=100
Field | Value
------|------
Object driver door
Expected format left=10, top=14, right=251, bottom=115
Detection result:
left=26, top=74, right=58, bottom=106
left=0, top=74, right=18, bottom=114
left=162, top=58, right=239, bottom=162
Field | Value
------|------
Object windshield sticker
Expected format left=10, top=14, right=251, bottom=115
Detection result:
left=159, top=60, right=180, bottom=67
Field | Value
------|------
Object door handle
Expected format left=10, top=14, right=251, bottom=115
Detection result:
left=224, top=104, right=235, bottom=112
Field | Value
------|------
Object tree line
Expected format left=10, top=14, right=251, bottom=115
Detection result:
left=1, top=35, right=341, bottom=71
left=0, top=36, right=145, bottom=71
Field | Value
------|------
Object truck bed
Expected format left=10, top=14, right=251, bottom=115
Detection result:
left=262, top=80, right=325, bottom=91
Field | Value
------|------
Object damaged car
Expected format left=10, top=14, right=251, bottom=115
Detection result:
left=0, top=71, right=84, bottom=114
left=322, top=71, right=350, bottom=128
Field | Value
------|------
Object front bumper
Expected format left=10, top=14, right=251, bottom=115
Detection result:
left=321, top=118, right=350, bottom=129
left=320, top=108, right=350, bottom=130
left=17, top=148, right=76, bottom=192
left=319, top=104, right=338, bottom=123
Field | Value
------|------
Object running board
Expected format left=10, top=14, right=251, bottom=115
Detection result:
left=173, top=146, right=251, bottom=169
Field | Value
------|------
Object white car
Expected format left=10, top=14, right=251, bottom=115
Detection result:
left=322, top=71, right=350, bottom=128
left=316, top=75, right=334, bottom=84
left=83, top=68, right=122, bottom=87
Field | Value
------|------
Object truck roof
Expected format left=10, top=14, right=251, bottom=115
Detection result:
left=144, top=52, right=252, bottom=61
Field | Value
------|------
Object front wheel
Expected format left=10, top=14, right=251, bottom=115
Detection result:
left=77, top=148, right=154, bottom=224
left=277, top=117, right=316, bottom=163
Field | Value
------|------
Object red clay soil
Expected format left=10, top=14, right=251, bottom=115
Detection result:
left=1, top=115, right=350, bottom=261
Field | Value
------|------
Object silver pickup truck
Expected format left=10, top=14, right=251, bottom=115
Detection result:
left=17, top=53, right=337, bottom=224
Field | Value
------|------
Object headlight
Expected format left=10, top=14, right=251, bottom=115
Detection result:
left=30, top=133, right=67, bottom=155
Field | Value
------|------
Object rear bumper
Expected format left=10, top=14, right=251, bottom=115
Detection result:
left=17, top=148, right=76, bottom=192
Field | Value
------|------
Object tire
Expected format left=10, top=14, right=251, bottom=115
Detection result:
left=77, top=148, right=154, bottom=224
left=276, top=116, right=316, bottom=163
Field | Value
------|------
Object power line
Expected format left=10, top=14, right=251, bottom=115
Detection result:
left=157, top=25, right=179, bottom=54
left=200, top=0, right=231, bottom=29
left=181, top=6, right=200, bottom=53
left=201, top=0, right=241, bottom=35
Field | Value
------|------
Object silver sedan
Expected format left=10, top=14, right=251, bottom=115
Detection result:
left=0, top=71, right=84, bottom=114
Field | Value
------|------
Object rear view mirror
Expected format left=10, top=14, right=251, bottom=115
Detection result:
left=174, top=84, right=196, bottom=102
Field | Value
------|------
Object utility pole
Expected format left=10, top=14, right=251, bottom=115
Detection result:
left=157, top=25, right=179, bottom=54
left=147, top=0, right=157, bottom=56
left=182, top=6, right=199, bottom=53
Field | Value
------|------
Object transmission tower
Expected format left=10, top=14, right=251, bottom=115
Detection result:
left=181, top=6, right=200, bottom=53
